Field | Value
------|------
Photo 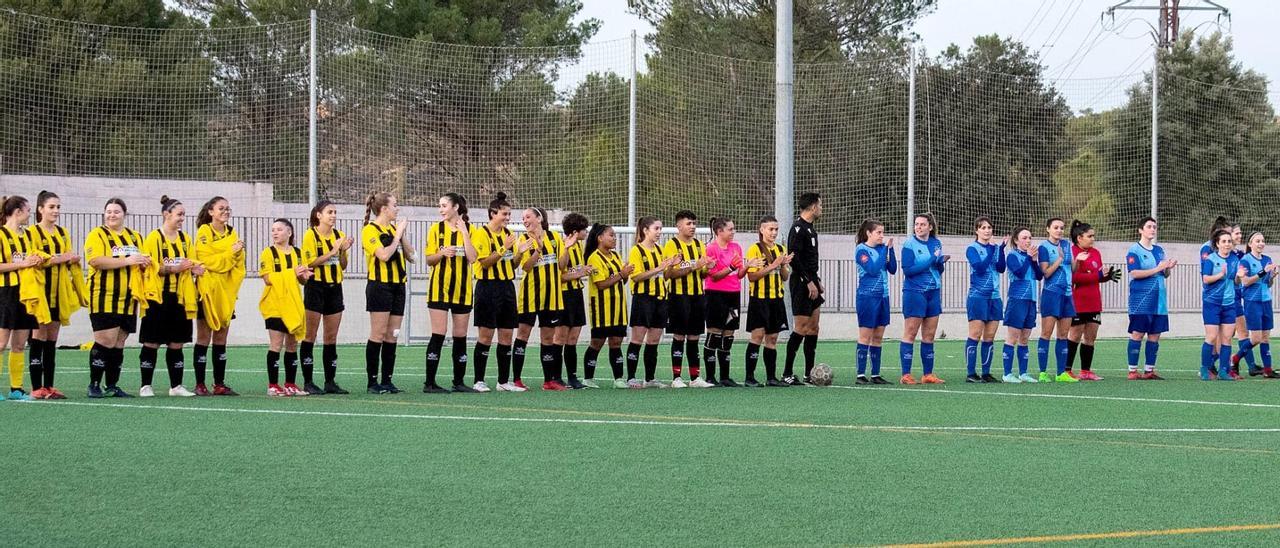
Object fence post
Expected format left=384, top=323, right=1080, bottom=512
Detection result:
left=308, top=9, right=318, bottom=207
left=627, top=30, right=638, bottom=227
left=906, top=46, right=917, bottom=234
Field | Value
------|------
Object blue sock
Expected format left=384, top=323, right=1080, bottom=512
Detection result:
left=856, top=343, right=869, bottom=376
left=1054, top=338, right=1068, bottom=374
left=870, top=346, right=883, bottom=376
left=1002, top=344, right=1014, bottom=376
left=1144, top=340, right=1160, bottom=369
left=964, top=338, right=978, bottom=376
left=1036, top=338, right=1050, bottom=372
left=1261, top=343, right=1271, bottom=367
left=1238, top=339, right=1256, bottom=367
left=899, top=341, right=913, bottom=375
left=921, top=343, right=935, bottom=375
left=1219, top=343, right=1232, bottom=376
left=1017, top=345, right=1030, bottom=375
left=1201, top=342, right=1215, bottom=376
left=1127, top=339, right=1141, bottom=368
left=980, top=341, right=994, bottom=376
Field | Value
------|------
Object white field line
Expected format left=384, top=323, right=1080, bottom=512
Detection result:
left=829, top=384, right=1280, bottom=409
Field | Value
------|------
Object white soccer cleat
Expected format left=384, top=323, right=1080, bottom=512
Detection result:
left=581, top=379, right=600, bottom=389
left=473, top=381, right=491, bottom=393
left=168, top=385, right=196, bottom=397
left=267, top=384, right=288, bottom=396
left=496, top=382, right=527, bottom=393
left=689, top=377, right=714, bottom=388
left=138, top=385, right=154, bottom=398
left=614, top=379, right=631, bottom=389
left=670, top=377, right=687, bottom=388
left=626, top=379, right=644, bottom=389
left=1001, top=374, right=1021, bottom=384
left=644, top=379, right=667, bottom=389
left=1018, top=373, right=1038, bottom=383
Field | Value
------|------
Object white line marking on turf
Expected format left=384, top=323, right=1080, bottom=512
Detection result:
left=831, top=385, right=1280, bottom=409
left=24, top=401, right=1280, bottom=433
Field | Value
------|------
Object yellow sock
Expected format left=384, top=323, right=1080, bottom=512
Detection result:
left=9, top=350, right=24, bottom=391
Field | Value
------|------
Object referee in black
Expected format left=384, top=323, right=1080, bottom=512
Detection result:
left=783, top=192, right=823, bottom=385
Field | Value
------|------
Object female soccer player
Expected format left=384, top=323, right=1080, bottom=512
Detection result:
left=965, top=217, right=1006, bottom=383
left=1001, top=227, right=1042, bottom=383
left=745, top=216, right=793, bottom=387
left=900, top=213, right=947, bottom=385
left=703, top=217, right=751, bottom=387
left=582, top=223, right=633, bottom=388
left=471, top=193, right=522, bottom=392
left=1200, top=216, right=1233, bottom=380
left=1230, top=222, right=1251, bottom=377
left=193, top=196, right=246, bottom=396
left=663, top=211, right=715, bottom=388
left=854, top=219, right=895, bottom=385
left=423, top=193, right=477, bottom=393
left=260, top=219, right=313, bottom=396
left=0, top=196, right=43, bottom=400
left=137, top=196, right=202, bottom=397
left=1236, top=231, right=1279, bottom=378
left=1066, top=220, right=1120, bottom=381
left=1036, top=217, right=1078, bottom=383
left=513, top=207, right=569, bottom=391
left=627, top=216, right=678, bottom=388
left=555, top=213, right=592, bottom=389
left=362, top=191, right=412, bottom=394
left=1126, top=217, right=1175, bottom=380
left=27, top=190, right=83, bottom=400
left=300, top=200, right=352, bottom=394
left=84, top=198, right=149, bottom=398
left=1202, top=229, right=1242, bottom=381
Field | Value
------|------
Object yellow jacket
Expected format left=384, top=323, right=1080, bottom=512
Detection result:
left=131, top=258, right=161, bottom=317
left=195, top=224, right=246, bottom=330
left=58, top=261, right=90, bottom=325
left=259, top=269, right=307, bottom=340
left=139, top=262, right=200, bottom=320
left=19, top=251, right=52, bottom=325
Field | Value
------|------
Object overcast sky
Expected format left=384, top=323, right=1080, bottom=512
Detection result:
left=576, top=0, right=1276, bottom=110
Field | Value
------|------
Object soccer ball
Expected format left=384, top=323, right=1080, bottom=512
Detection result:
left=810, top=363, right=833, bottom=386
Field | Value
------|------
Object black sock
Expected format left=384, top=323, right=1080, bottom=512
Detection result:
left=609, top=346, right=624, bottom=379
left=540, top=345, right=556, bottom=382
left=322, top=344, right=338, bottom=384
left=512, top=339, right=528, bottom=382
left=496, top=343, right=512, bottom=384
left=783, top=335, right=802, bottom=378
left=670, top=341, right=684, bottom=379
left=28, top=339, right=45, bottom=390
left=365, top=340, right=381, bottom=386
left=719, top=336, right=734, bottom=380
left=1066, top=340, right=1079, bottom=372
left=803, top=334, right=818, bottom=377
left=105, top=347, right=123, bottom=387
left=299, top=341, right=315, bottom=384
left=1081, top=344, right=1095, bottom=372
left=139, top=346, right=158, bottom=387
left=284, top=351, right=299, bottom=384
left=192, top=344, right=208, bottom=386
left=685, top=338, right=701, bottom=380
left=626, top=342, right=641, bottom=380
left=451, top=336, right=468, bottom=386
left=764, top=346, right=778, bottom=381
left=643, top=343, right=658, bottom=382
left=89, top=343, right=106, bottom=386
left=380, top=341, right=397, bottom=384
left=745, top=342, right=760, bottom=381
left=583, top=345, right=601, bottom=379
left=212, top=344, right=227, bottom=385
left=425, top=334, right=444, bottom=386
left=166, top=347, right=185, bottom=388
left=42, top=338, right=57, bottom=388
left=564, top=344, right=578, bottom=379
left=473, top=343, right=491, bottom=384
left=267, top=350, right=280, bottom=385
left=702, top=334, right=720, bottom=382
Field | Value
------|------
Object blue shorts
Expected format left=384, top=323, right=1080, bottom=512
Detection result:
left=1040, top=290, right=1075, bottom=319
left=1245, top=301, right=1274, bottom=331
left=1004, top=299, right=1037, bottom=330
left=855, top=295, right=891, bottom=328
left=1203, top=301, right=1238, bottom=326
left=903, top=289, right=942, bottom=319
left=1128, top=314, right=1169, bottom=335
left=966, top=296, right=1003, bottom=322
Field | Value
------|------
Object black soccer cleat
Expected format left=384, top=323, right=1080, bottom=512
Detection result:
left=766, top=378, right=788, bottom=387
left=451, top=383, right=479, bottom=393
left=104, top=385, right=133, bottom=398
left=870, top=376, right=891, bottom=385
left=855, top=375, right=870, bottom=385
left=718, top=378, right=740, bottom=388
left=324, top=381, right=350, bottom=395
left=965, top=374, right=985, bottom=384
left=421, top=383, right=449, bottom=394
left=367, top=383, right=387, bottom=394
left=743, top=378, right=764, bottom=388
left=303, top=382, right=325, bottom=396
left=981, top=374, right=1002, bottom=383
left=382, top=382, right=403, bottom=394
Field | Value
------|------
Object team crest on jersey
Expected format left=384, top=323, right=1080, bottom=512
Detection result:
left=1202, top=252, right=1210, bottom=260
left=859, top=255, right=868, bottom=264
left=1127, top=256, right=1135, bottom=264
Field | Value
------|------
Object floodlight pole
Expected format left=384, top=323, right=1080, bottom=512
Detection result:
left=308, top=9, right=318, bottom=207
left=775, top=0, right=794, bottom=236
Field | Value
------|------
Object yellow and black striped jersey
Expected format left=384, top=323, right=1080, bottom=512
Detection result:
left=662, top=237, right=706, bottom=296
left=301, top=227, right=345, bottom=284
left=746, top=242, right=787, bottom=299
left=628, top=243, right=667, bottom=300
left=587, top=249, right=627, bottom=328
left=84, top=225, right=145, bottom=314
left=27, top=224, right=70, bottom=302
left=362, top=222, right=406, bottom=284
left=472, top=224, right=515, bottom=281
left=0, top=225, right=33, bottom=288
left=425, top=221, right=473, bottom=306
left=516, top=231, right=565, bottom=313
left=143, top=229, right=192, bottom=295
left=560, top=239, right=586, bottom=292
left=259, top=245, right=302, bottom=277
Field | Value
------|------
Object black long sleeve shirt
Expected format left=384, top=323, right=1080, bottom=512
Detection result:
left=787, top=217, right=820, bottom=286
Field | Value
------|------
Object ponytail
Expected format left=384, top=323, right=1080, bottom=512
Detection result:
left=197, top=196, right=227, bottom=227
left=856, top=218, right=883, bottom=245
left=310, top=199, right=335, bottom=228
left=584, top=223, right=610, bottom=261
left=1069, top=219, right=1092, bottom=245
left=364, top=192, right=393, bottom=224
left=0, top=195, right=28, bottom=225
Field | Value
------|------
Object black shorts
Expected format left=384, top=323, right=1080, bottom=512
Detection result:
left=518, top=310, right=561, bottom=328
left=790, top=280, right=824, bottom=317
left=264, top=317, right=289, bottom=333
left=1071, top=312, right=1102, bottom=326
left=0, top=286, right=37, bottom=330
left=666, top=294, right=706, bottom=336
left=90, top=312, right=137, bottom=334
left=473, top=280, right=517, bottom=329
left=704, top=290, right=741, bottom=331
left=365, top=280, right=406, bottom=315
left=629, top=294, right=668, bottom=329
left=558, top=289, right=587, bottom=328
left=428, top=301, right=473, bottom=314
left=590, top=325, right=628, bottom=340
left=138, top=293, right=193, bottom=344
left=304, top=281, right=345, bottom=315
left=747, top=297, right=789, bottom=334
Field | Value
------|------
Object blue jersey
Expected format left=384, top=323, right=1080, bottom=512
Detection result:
left=1201, top=251, right=1238, bottom=306
left=855, top=243, right=896, bottom=298
left=1038, top=239, right=1073, bottom=296
left=1240, top=253, right=1273, bottom=303
left=966, top=241, right=1006, bottom=299
left=1006, top=249, right=1042, bottom=302
left=901, top=235, right=944, bottom=292
left=1201, top=242, right=1245, bottom=297
left=1126, top=242, right=1168, bottom=315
